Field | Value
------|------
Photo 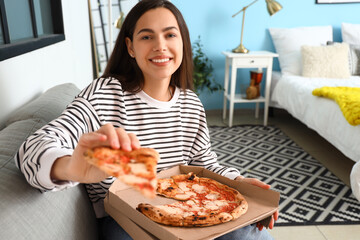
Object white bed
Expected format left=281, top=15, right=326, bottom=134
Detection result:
left=271, top=74, right=360, bottom=163
left=269, top=24, right=360, bottom=201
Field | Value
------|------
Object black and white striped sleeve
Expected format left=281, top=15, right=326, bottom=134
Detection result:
left=186, top=94, right=241, bottom=180
left=15, top=91, right=101, bottom=192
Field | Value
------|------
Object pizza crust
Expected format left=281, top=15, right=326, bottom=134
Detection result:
left=137, top=203, right=184, bottom=226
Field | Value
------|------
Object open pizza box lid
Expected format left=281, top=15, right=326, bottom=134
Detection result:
left=105, top=165, right=280, bottom=240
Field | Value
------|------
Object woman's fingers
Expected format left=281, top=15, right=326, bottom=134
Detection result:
left=268, top=215, right=274, bottom=229
left=94, top=124, right=140, bottom=151
left=129, top=133, right=141, bottom=149
left=274, top=210, right=279, bottom=221
left=78, top=132, right=107, bottom=148
left=239, top=177, right=271, bottom=190
left=256, top=222, right=264, bottom=231
left=115, top=128, right=132, bottom=151
left=97, top=123, right=120, bottom=149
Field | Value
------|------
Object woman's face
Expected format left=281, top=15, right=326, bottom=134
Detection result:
left=126, top=7, right=183, bottom=84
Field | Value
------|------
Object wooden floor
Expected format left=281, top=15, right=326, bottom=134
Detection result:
left=206, top=108, right=359, bottom=240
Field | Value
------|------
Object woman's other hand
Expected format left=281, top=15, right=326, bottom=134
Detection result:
left=235, top=176, right=279, bottom=231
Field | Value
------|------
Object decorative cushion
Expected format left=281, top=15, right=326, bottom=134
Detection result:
left=327, top=41, right=360, bottom=76
left=301, top=43, right=350, bottom=79
left=0, top=118, right=47, bottom=170
left=269, top=25, right=333, bottom=76
left=5, top=83, right=80, bottom=127
left=349, top=44, right=360, bottom=76
left=342, top=22, right=360, bottom=45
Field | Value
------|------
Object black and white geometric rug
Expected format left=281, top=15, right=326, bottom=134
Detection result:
left=209, top=125, right=360, bottom=226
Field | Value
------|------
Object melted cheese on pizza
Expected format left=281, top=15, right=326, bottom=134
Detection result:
left=178, top=182, right=190, bottom=191
left=203, top=200, right=228, bottom=210
left=174, top=194, right=191, bottom=200
left=191, top=184, right=206, bottom=193
left=157, top=205, right=183, bottom=215
left=205, top=192, right=220, bottom=200
left=128, top=163, right=148, bottom=175
left=160, top=180, right=171, bottom=189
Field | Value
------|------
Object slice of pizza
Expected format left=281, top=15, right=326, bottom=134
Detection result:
left=84, top=146, right=159, bottom=198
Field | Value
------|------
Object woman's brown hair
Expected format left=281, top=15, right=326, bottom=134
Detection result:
left=102, top=0, right=193, bottom=93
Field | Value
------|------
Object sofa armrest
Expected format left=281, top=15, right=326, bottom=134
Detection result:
left=5, top=83, right=80, bottom=126
left=0, top=83, right=98, bottom=240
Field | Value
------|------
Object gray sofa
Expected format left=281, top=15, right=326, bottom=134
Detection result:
left=0, top=83, right=98, bottom=239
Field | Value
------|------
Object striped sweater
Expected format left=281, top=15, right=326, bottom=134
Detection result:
left=15, top=77, right=240, bottom=217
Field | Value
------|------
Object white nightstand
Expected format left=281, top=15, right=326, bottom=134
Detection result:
left=222, top=51, right=278, bottom=127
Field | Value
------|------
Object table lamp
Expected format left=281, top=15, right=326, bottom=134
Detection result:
left=232, top=0, right=282, bottom=53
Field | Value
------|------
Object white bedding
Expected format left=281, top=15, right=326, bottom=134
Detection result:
left=271, top=75, right=360, bottom=163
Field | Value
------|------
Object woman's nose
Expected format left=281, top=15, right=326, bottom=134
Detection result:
left=153, top=37, right=167, bottom=52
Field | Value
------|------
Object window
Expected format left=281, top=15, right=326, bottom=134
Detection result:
left=0, top=0, right=65, bottom=61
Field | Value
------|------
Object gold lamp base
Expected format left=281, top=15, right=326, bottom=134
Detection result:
left=232, top=44, right=249, bottom=54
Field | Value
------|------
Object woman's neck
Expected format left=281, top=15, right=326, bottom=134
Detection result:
left=142, top=81, right=173, bottom=102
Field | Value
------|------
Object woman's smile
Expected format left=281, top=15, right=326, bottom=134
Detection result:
left=150, top=56, right=173, bottom=65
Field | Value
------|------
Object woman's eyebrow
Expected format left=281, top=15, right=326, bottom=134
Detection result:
left=136, top=26, right=179, bottom=35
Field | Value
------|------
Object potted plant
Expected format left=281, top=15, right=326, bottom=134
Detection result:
left=192, top=36, right=222, bottom=95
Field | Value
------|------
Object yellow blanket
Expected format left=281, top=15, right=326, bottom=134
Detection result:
left=312, top=87, right=360, bottom=126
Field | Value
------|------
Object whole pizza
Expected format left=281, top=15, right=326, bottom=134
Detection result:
left=137, top=172, right=248, bottom=227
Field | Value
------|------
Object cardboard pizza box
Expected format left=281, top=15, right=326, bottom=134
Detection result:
left=105, top=165, right=280, bottom=240
left=104, top=196, right=158, bottom=240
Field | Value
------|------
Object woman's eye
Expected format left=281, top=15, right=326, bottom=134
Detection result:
left=167, top=33, right=176, bottom=38
left=141, top=35, right=151, bottom=40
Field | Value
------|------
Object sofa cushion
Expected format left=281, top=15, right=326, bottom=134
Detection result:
left=5, top=83, right=80, bottom=126
left=0, top=118, right=47, bottom=170
left=0, top=166, right=98, bottom=240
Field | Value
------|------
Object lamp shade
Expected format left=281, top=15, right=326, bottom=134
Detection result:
left=266, top=0, right=282, bottom=16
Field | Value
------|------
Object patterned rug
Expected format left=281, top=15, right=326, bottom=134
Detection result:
left=209, top=125, right=360, bottom=226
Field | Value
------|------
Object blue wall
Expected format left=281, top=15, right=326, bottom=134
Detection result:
left=172, top=0, right=360, bottom=110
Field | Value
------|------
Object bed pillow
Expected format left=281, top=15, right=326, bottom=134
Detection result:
left=269, top=25, right=333, bottom=76
left=342, top=22, right=360, bottom=45
left=328, top=41, right=360, bottom=76
left=301, top=43, right=350, bottom=79
left=349, top=44, right=360, bottom=75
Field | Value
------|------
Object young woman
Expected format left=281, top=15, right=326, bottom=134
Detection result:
left=16, top=0, right=277, bottom=239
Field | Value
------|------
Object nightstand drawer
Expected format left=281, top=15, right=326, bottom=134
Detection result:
left=232, top=57, right=269, bottom=67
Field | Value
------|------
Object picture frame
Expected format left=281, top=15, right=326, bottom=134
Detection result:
left=316, top=0, right=360, bottom=3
